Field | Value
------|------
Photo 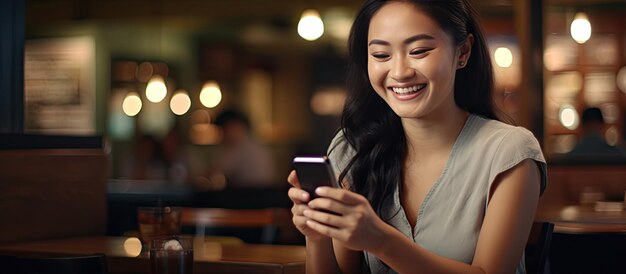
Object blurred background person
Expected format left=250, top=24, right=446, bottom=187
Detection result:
left=209, top=109, right=276, bottom=188
left=125, top=121, right=189, bottom=183
left=129, top=134, right=167, bottom=180
left=568, top=107, right=626, bottom=157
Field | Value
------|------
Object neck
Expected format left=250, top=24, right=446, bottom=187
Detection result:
left=401, top=107, right=469, bottom=160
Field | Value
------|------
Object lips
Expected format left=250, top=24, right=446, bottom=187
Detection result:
left=390, top=84, right=427, bottom=95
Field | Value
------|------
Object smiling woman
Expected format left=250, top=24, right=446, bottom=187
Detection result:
left=366, top=2, right=466, bottom=120
left=286, top=1, right=547, bottom=274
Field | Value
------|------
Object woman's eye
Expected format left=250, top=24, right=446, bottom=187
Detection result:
left=410, top=49, right=431, bottom=56
left=371, top=53, right=389, bottom=59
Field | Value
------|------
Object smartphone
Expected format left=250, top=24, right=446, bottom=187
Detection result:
left=293, top=156, right=339, bottom=199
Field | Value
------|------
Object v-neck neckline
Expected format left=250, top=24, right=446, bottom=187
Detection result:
left=396, top=114, right=475, bottom=238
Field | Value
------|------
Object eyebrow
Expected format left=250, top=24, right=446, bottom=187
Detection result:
left=368, top=34, right=435, bottom=46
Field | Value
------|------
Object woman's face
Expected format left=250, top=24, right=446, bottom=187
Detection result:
left=367, top=1, right=467, bottom=120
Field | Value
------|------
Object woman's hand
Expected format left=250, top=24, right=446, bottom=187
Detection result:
left=303, top=186, right=390, bottom=252
left=287, top=170, right=327, bottom=241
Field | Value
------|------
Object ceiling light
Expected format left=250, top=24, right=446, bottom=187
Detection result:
left=298, top=9, right=324, bottom=41
left=170, top=90, right=191, bottom=115
left=570, top=12, right=591, bottom=44
left=145, top=75, right=167, bottom=103
left=199, top=81, right=222, bottom=108
left=559, top=104, right=579, bottom=130
left=494, top=47, right=513, bottom=68
left=122, top=92, right=142, bottom=117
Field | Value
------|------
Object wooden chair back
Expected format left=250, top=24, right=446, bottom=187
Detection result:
left=525, top=221, right=555, bottom=274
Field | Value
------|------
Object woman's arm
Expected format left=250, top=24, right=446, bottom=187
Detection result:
left=305, top=237, right=340, bottom=274
left=332, top=238, right=365, bottom=274
left=287, top=171, right=364, bottom=274
left=304, top=237, right=364, bottom=274
left=305, top=159, right=541, bottom=274
left=472, top=158, right=541, bottom=273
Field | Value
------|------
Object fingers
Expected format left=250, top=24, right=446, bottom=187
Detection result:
left=287, top=170, right=309, bottom=206
left=288, top=187, right=310, bottom=204
left=291, top=202, right=307, bottom=215
left=303, top=208, right=345, bottom=228
left=307, top=197, right=351, bottom=216
left=305, top=219, right=343, bottom=239
left=314, top=186, right=366, bottom=205
left=287, top=170, right=301, bottom=188
left=292, top=212, right=310, bottom=230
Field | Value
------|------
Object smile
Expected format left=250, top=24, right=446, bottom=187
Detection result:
left=391, top=84, right=427, bottom=95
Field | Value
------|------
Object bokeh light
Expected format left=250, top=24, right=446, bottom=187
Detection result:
left=570, top=12, right=591, bottom=44
left=494, top=47, right=513, bottom=68
left=559, top=105, right=579, bottom=130
left=170, top=90, right=191, bottom=115
left=122, top=92, right=142, bottom=116
left=199, top=81, right=222, bottom=108
left=298, top=9, right=324, bottom=41
left=145, top=75, right=167, bottom=103
left=123, top=237, right=142, bottom=257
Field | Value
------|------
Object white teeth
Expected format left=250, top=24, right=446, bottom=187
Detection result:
left=391, top=84, right=425, bottom=95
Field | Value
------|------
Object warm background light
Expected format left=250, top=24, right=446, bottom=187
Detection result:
left=297, top=9, right=324, bottom=41
left=170, top=90, right=191, bottom=115
left=189, top=109, right=220, bottom=145
left=559, top=105, right=579, bottom=130
left=122, top=92, right=142, bottom=116
left=199, top=81, right=222, bottom=108
left=323, top=8, right=352, bottom=48
left=494, top=47, right=513, bottom=68
left=605, top=126, right=620, bottom=146
left=145, top=75, right=167, bottom=103
left=123, top=237, right=142, bottom=257
left=109, top=89, right=135, bottom=140
left=310, top=87, right=346, bottom=116
left=543, top=34, right=578, bottom=71
left=552, top=135, right=577, bottom=154
left=488, top=38, right=520, bottom=89
left=570, top=12, right=591, bottom=44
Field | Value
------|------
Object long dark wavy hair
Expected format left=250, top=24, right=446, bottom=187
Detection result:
left=336, top=0, right=499, bottom=218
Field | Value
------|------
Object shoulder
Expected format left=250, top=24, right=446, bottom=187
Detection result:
left=465, top=115, right=547, bottom=193
left=467, top=115, right=542, bottom=154
left=327, top=130, right=355, bottom=155
left=471, top=115, right=532, bottom=137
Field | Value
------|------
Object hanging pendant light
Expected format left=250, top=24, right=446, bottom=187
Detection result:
left=145, top=75, right=167, bottom=103
left=494, top=47, right=513, bottom=68
left=122, top=92, right=142, bottom=117
left=199, top=81, right=222, bottom=108
left=570, top=12, right=591, bottom=44
left=170, top=89, right=191, bottom=115
left=298, top=9, right=324, bottom=41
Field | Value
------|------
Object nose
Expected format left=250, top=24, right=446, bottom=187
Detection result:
left=390, top=57, right=415, bottom=81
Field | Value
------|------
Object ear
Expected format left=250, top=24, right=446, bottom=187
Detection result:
left=457, top=34, right=474, bottom=69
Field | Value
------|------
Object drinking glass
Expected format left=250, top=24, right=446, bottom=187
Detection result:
left=137, top=206, right=182, bottom=247
left=149, top=237, right=193, bottom=274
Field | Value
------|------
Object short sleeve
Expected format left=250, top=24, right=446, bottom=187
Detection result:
left=488, top=127, right=547, bottom=195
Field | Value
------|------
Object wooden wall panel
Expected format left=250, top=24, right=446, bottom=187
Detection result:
left=0, top=149, right=108, bottom=243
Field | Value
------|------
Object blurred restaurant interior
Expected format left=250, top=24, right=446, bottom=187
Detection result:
left=2, top=0, right=626, bottom=273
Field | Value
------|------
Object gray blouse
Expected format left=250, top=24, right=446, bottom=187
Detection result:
left=327, top=114, right=547, bottom=274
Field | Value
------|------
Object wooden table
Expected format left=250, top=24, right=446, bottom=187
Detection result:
left=536, top=205, right=626, bottom=234
left=535, top=205, right=626, bottom=273
left=0, top=236, right=306, bottom=274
